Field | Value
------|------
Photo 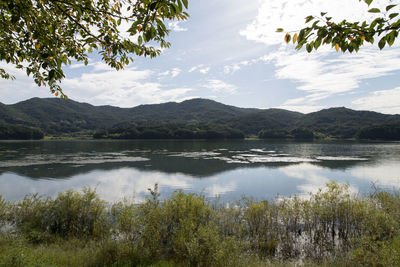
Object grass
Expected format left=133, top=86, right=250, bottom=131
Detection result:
left=1, top=182, right=400, bottom=266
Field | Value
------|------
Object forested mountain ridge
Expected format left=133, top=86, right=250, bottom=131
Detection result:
left=0, top=98, right=399, bottom=139
left=297, top=107, right=400, bottom=138
left=0, top=98, right=301, bottom=135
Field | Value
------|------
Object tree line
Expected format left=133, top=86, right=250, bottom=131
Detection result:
left=93, top=122, right=245, bottom=139
left=0, top=122, right=44, bottom=140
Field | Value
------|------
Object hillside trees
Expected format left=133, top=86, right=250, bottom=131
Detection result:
left=278, top=0, right=399, bottom=52
left=0, top=122, right=44, bottom=140
left=0, top=0, right=189, bottom=96
left=93, top=122, right=245, bottom=139
left=357, top=123, right=400, bottom=140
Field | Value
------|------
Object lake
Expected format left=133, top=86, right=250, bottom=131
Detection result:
left=0, top=140, right=399, bottom=203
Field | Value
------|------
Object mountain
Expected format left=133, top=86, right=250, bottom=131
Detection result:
left=0, top=98, right=302, bottom=135
left=0, top=98, right=399, bottom=139
left=127, top=98, right=254, bottom=123
left=8, top=98, right=133, bottom=134
left=220, top=109, right=303, bottom=135
left=296, top=107, right=400, bottom=138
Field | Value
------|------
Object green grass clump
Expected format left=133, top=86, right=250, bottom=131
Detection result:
left=0, top=195, right=7, bottom=229
left=1, top=182, right=400, bottom=266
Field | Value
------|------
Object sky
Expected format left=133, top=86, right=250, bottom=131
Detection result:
left=1, top=0, right=400, bottom=114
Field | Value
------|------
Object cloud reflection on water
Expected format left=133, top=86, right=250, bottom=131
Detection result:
left=351, top=161, right=400, bottom=188
left=0, top=169, right=192, bottom=203
left=1, top=141, right=400, bottom=202
left=278, top=163, right=359, bottom=198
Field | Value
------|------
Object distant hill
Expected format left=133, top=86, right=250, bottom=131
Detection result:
left=0, top=98, right=399, bottom=139
left=0, top=98, right=302, bottom=135
left=296, top=107, right=400, bottom=138
left=7, top=98, right=133, bottom=134
left=127, top=98, right=254, bottom=123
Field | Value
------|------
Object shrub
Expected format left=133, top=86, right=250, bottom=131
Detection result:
left=9, top=188, right=111, bottom=242
left=244, top=200, right=279, bottom=257
left=0, top=195, right=8, bottom=230
left=47, top=188, right=110, bottom=239
left=2, top=182, right=400, bottom=266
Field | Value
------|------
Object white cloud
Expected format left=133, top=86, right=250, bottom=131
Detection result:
left=168, top=21, right=188, bottom=32
left=259, top=46, right=400, bottom=106
left=352, top=87, right=400, bottom=114
left=63, top=65, right=192, bottom=107
left=188, top=64, right=203, bottom=73
left=159, top=70, right=170, bottom=77
left=241, top=0, right=392, bottom=46
left=240, top=0, right=400, bottom=110
left=223, top=60, right=252, bottom=74
left=0, top=63, right=51, bottom=104
left=0, top=61, right=190, bottom=107
left=188, top=64, right=210, bottom=74
left=171, top=68, right=181, bottom=77
left=203, top=79, right=237, bottom=94
left=199, top=67, right=210, bottom=74
left=277, top=105, right=326, bottom=114
left=158, top=68, right=181, bottom=78
left=224, top=64, right=241, bottom=74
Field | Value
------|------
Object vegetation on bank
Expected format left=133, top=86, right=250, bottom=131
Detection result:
left=357, top=123, right=400, bottom=141
left=93, top=123, right=245, bottom=140
left=258, top=128, right=314, bottom=140
left=2, top=98, right=400, bottom=140
left=0, top=122, right=44, bottom=140
left=1, top=182, right=400, bottom=266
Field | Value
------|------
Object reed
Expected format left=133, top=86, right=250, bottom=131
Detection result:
left=0, top=181, right=399, bottom=266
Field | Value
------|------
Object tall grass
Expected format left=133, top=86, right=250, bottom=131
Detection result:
left=1, top=181, right=400, bottom=266
left=0, top=195, right=7, bottom=229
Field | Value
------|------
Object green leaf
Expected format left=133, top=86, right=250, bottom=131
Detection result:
left=370, top=17, right=381, bottom=29
left=149, top=2, right=157, bottom=11
left=378, top=37, right=386, bottom=49
left=364, top=0, right=373, bottom=6
left=386, top=4, right=397, bottom=11
left=49, top=69, right=55, bottom=80
left=276, top=28, right=284, bottom=32
left=389, top=13, right=399, bottom=20
left=387, top=32, right=396, bottom=46
left=305, top=16, right=314, bottom=23
left=368, top=8, right=381, bottom=13
left=182, top=0, right=189, bottom=9
left=314, top=38, right=322, bottom=49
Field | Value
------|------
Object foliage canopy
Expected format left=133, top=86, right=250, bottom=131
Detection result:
left=0, top=0, right=189, bottom=97
left=278, top=0, right=400, bottom=53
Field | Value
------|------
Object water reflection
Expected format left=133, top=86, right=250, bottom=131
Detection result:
left=0, top=140, right=399, bottom=202
left=351, top=161, right=400, bottom=188
left=278, top=163, right=359, bottom=197
left=0, top=169, right=193, bottom=202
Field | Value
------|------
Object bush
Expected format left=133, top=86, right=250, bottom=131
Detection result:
left=351, top=236, right=400, bottom=266
left=2, top=183, right=400, bottom=266
left=0, top=195, right=8, bottom=230
left=9, top=188, right=111, bottom=242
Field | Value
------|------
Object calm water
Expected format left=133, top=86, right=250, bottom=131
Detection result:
left=0, top=140, right=399, bottom=202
